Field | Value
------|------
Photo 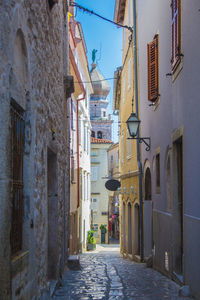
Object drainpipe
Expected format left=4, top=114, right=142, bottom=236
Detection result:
left=76, top=91, right=86, bottom=208
left=133, top=0, right=144, bottom=262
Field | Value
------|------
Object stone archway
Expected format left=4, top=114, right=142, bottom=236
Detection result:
left=122, top=202, right=126, bottom=253
left=143, top=164, right=153, bottom=258
left=127, top=202, right=132, bottom=255
left=134, top=203, right=140, bottom=256
left=145, top=167, right=152, bottom=200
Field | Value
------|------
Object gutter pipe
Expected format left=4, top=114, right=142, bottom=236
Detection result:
left=76, top=91, right=86, bottom=208
left=133, top=0, right=144, bottom=262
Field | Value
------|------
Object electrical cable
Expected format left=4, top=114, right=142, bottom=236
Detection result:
left=70, top=2, right=133, bottom=33
left=74, top=77, right=116, bottom=84
left=73, top=36, right=132, bottom=84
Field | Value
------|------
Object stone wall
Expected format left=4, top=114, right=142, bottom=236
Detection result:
left=0, top=0, right=71, bottom=299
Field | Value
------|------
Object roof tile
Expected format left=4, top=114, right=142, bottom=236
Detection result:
left=91, top=137, right=113, bottom=144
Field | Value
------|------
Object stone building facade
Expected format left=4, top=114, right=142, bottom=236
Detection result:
left=0, top=1, right=72, bottom=299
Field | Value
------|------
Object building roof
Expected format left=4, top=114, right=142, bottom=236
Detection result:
left=90, top=63, right=110, bottom=98
left=114, top=0, right=126, bottom=24
left=91, top=137, right=113, bottom=144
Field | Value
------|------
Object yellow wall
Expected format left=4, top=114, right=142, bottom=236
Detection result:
left=118, top=0, right=140, bottom=259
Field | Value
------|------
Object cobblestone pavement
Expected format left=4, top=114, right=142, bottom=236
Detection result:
left=53, top=244, right=193, bottom=300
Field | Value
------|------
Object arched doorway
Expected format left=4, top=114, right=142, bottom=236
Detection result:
left=145, top=167, right=152, bottom=200
left=134, top=203, right=140, bottom=255
left=123, top=202, right=126, bottom=253
left=128, top=202, right=132, bottom=255
left=144, top=166, right=153, bottom=258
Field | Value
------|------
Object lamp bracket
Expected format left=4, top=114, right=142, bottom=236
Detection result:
left=128, top=137, right=151, bottom=151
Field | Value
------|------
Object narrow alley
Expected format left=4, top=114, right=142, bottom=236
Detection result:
left=53, top=245, right=193, bottom=300
left=1, top=0, right=200, bottom=299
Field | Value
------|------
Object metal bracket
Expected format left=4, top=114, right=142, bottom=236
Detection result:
left=128, top=137, right=151, bottom=151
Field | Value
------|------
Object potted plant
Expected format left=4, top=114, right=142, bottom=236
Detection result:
left=87, top=230, right=96, bottom=251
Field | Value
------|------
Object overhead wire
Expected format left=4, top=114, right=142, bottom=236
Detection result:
left=70, top=2, right=133, bottom=33
left=69, top=0, right=133, bottom=139
left=70, top=1, right=133, bottom=85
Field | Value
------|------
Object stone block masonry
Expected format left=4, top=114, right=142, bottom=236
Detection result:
left=0, top=0, right=71, bottom=299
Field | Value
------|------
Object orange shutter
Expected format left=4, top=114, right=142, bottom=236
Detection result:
left=147, top=35, right=159, bottom=101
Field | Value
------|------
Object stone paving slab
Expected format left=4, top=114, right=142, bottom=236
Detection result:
left=53, top=244, right=194, bottom=300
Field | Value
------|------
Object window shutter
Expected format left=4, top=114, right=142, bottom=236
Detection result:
left=171, top=0, right=181, bottom=69
left=147, top=35, right=159, bottom=101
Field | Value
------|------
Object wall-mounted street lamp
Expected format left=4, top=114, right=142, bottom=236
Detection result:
left=126, top=111, right=151, bottom=151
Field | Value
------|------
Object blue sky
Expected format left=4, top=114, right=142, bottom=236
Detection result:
left=75, top=0, right=123, bottom=142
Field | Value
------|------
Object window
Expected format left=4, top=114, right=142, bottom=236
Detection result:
left=102, top=110, right=106, bottom=118
left=10, top=101, right=25, bottom=255
left=102, top=212, right=108, bottom=216
left=91, top=198, right=98, bottom=212
left=147, top=34, right=159, bottom=102
left=48, top=0, right=58, bottom=10
left=91, top=131, right=95, bottom=137
left=171, top=0, right=181, bottom=71
left=156, top=153, right=160, bottom=193
left=91, top=166, right=98, bottom=181
left=97, top=131, right=102, bottom=139
left=91, top=150, right=98, bottom=157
